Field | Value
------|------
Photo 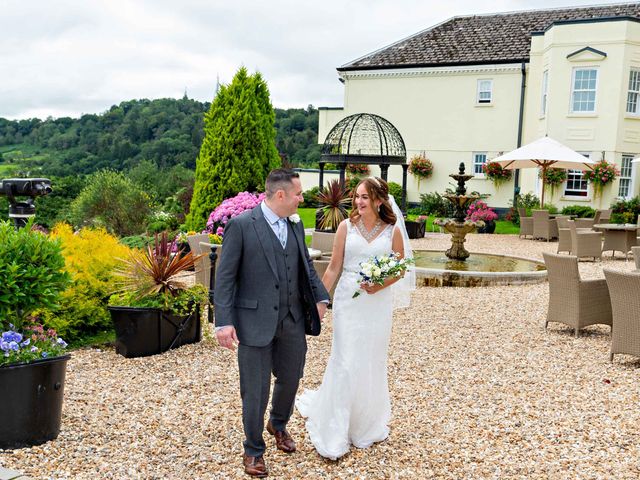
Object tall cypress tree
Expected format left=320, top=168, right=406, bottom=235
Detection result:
left=187, top=67, right=281, bottom=231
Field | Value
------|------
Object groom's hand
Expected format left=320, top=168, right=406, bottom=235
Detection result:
left=316, top=302, right=327, bottom=322
left=216, top=326, right=239, bottom=350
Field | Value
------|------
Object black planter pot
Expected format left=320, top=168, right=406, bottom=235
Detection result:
left=477, top=220, right=496, bottom=234
left=108, top=305, right=201, bottom=358
left=0, top=355, right=70, bottom=449
left=405, top=220, right=426, bottom=239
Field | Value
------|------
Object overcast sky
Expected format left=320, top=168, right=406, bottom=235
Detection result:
left=0, top=0, right=631, bottom=120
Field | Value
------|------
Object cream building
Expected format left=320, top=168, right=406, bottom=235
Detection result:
left=317, top=3, right=640, bottom=209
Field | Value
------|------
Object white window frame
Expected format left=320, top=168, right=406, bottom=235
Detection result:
left=626, top=69, right=640, bottom=115
left=541, top=70, right=549, bottom=117
left=570, top=67, right=598, bottom=114
left=473, top=152, right=487, bottom=176
left=563, top=152, right=590, bottom=198
left=476, top=79, right=493, bottom=104
left=618, top=154, right=635, bottom=199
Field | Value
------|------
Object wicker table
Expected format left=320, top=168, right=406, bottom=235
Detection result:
left=594, top=224, right=640, bottom=259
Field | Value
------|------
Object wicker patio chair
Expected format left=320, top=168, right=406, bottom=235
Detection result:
left=311, top=230, right=336, bottom=255
left=568, top=220, right=602, bottom=261
left=598, top=209, right=612, bottom=224
left=574, top=210, right=601, bottom=230
left=632, top=246, right=640, bottom=271
left=187, top=233, right=211, bottom=287
left=556, top=216, right=572, bottom=254
left=542, top=252, right=612, bottom=337
left=533, top=210, right=558, bottom=241
left=603, top=269, right=640, bottom=362
left=518, top=208, right=533, bottom=239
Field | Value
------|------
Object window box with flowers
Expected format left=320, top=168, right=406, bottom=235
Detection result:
left=582, top=158, right=619, bottom=201
left=408, top=153, right=434, bottom=188
left=482, top=162, right=512, bottom=189
left=0, top=220, right=72, bottom=449
left=466, top=200, right=498, bottom=234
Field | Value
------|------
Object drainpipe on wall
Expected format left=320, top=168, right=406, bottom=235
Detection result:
left=514, top=61, right=527, bottom=207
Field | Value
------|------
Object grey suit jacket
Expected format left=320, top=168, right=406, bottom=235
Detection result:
left=214, top=205, right=330, bottom=347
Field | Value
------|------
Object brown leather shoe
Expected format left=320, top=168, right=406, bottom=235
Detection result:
left=242, top=454, right=268, bottom=478
left=266, top=420, right=296, bottom=453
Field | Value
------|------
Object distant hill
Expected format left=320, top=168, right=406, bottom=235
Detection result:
left=0, top=97, right=322, bottom=177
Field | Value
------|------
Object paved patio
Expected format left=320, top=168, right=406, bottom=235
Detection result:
left=1, top=233, right=639, bottom=479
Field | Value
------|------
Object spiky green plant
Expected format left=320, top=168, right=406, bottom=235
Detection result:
left=316, top=179, right=351, bottom=231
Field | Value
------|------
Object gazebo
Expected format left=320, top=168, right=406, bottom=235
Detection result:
left=319, top=113, right=408, bottom=210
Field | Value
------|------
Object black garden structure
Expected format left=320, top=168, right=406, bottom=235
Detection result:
left=319, top=113, right=408, bottom=211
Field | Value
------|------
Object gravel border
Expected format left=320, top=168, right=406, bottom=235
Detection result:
left=2, top=233, right=640, bottom=479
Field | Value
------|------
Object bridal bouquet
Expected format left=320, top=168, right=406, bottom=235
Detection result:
left=353, top=252, right=414, bottom=298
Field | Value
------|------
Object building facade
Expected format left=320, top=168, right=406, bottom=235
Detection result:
left=318, top=3, right=640, bottom=209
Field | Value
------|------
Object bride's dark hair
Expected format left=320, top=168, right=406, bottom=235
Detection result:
left=349, top=177, right=397, bottom=225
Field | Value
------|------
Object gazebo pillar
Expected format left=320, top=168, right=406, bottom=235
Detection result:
left=339, top=164, right=346, bottom=186
left=401, top=164, right=408, bottom=213
left=318, top=162, right=325, bottom=190
left=380, top=163, right=389, bottom=181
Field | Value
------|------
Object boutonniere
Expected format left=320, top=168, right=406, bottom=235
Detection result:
left=288, top=213, right=301, bottom=224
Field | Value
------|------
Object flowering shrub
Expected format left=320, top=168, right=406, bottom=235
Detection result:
left=415, top=215, right=428, bottom=223
left=1, top=319, right=68, bottom=367
left=466, top=200, right=498, bottom=222
left=206, top=192, right=265, bottom=237
left=208, top=233, right=223, bottom=245
left=482, top=162, right=512, bottom=187
left=408, top=153, right=434, bottom=183
left=346, top=164, right=370, bottom=175
left=583, top=159, right=619, bottom=197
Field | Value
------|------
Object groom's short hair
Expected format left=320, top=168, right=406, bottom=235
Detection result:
left=265, top=169, right=299, bottom=198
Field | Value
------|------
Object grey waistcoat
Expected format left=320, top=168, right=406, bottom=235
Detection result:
left=268, top=221, right=304, bottom=322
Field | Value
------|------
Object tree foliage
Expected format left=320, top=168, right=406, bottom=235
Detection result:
left=187, top=68, right=281, bottom=231
left=69, top=169, right=153, bottom=236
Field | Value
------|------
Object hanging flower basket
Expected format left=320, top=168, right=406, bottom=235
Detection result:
left=409, top=153, right=433, bottom=188
left=539, top=167, right=568, bottom=199
left=582, top=159, right=619, bottom=199
left=482, top=162, right=512, bottom=188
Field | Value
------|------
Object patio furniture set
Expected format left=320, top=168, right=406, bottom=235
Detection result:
left=543, top=247, right=640, bottom=362
left=520, top=209, right=640, bottom=261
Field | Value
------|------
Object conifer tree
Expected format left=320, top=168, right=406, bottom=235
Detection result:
left=187, top=67, right=280, bottom=230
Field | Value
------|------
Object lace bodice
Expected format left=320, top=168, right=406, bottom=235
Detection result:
left=342, top=219, right=395, bottom=274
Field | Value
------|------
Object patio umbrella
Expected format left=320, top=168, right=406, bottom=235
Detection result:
left=492, top=136, right=595, bottom=207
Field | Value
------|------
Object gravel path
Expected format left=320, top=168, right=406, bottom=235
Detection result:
left=2, top=233, right=640, bottom=479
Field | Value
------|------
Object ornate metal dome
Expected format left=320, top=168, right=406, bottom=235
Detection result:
left=321, top=113, right=406, bottom=164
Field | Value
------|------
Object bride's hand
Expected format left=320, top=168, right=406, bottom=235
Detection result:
left=361, top=282, right=384, bottom=295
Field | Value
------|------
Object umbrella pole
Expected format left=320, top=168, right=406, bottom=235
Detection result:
left=540, top=167, right=546, bottom=208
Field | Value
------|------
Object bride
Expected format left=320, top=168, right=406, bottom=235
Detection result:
left=296, top=176, right=415, bottom=460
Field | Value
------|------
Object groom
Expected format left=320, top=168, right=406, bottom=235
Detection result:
left=214, top=168, right=329, bottom=477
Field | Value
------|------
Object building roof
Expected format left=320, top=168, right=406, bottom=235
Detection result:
left=339, top=3, right=640, bottom=71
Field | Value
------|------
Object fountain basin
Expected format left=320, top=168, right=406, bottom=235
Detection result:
left=414, top=250, right=547, bottom=287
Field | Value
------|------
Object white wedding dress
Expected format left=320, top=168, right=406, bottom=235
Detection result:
left=296, top=219, right=395, bottom=460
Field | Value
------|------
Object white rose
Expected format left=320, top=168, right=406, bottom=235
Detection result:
left=289, top=213, right=301, bottom=223
left=373, top=267, right=382, bottom=277
left=389, top=260, right=397, bottom=268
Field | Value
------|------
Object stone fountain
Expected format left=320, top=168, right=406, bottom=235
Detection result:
left=434, top=163, right=484, bottom=260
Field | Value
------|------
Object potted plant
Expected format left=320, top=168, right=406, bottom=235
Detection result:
left=466, top=200, right=498, bottom=234
left=108, top=232, right=208, bottom=358
left=405, top=215, right=427, bottom=239
left=315, top=179, right=351, bottom=232
left=0, top=220, right=72, bottom=449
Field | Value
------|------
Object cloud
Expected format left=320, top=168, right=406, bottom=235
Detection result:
left=0, top=0, right=628, bottom=119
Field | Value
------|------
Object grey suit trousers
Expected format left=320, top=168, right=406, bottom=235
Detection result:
left=238, top=312, right=307, bottom=457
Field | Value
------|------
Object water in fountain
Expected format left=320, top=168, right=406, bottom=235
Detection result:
left=434, top=162, right=484, bottom=260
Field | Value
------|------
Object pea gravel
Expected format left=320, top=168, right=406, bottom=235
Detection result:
left=2, top=233, right=640, bottom=479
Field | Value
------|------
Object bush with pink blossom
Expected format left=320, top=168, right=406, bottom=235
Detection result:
left=466, top=200, right=498, bottom=223
left=206, top=191, right=266, bottom=236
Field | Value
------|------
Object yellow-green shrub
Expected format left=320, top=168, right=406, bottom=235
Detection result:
left=39, top=223, right=133, bottom=341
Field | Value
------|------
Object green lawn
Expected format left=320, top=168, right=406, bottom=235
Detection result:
left=299, top=208, right=519, bottom=236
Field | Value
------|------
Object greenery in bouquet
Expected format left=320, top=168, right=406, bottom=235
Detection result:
left=408, top=153, right=433, bottom=186
left=582, top=159, right=619, bottom=198
left=353, top=252, right=414, bottom=298
left=109, top=232, right=208, bottom=316
left=482, top=162, right=512, bottom=188
left=466, top=200, right=498, bottom=223
left=1, top=318, right=68, bottom=367
left=206, top=191, right=265, bottom=237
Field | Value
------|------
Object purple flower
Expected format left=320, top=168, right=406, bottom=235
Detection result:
left=41, top=352, right=49, bottom=358
left=2, top=331, right=22, bottom=344
left=30, top=346, right=38, bottom=353
left=0, top=341, right=10, bottom=352
left=21, top=338, right=30, bottom=347
left=56, top=338, right=68, bottom=348
left=8, top=341, right=19, bottom=351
